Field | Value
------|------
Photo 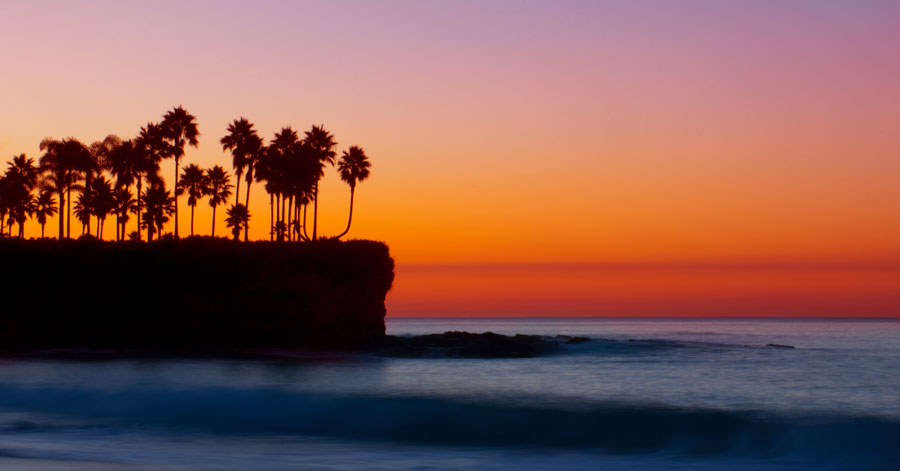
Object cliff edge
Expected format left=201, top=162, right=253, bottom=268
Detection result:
left=0, top=238, right=394, bottom=350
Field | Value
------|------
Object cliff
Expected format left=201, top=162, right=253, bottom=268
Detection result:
left=0, top=238, right=394, bottom=350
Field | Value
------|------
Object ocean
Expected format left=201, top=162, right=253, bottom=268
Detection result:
left=0, top=317, right=896, bottom=470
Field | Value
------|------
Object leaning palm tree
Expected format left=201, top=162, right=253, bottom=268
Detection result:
left=176, top=163, right=208, bottom=237
left=33, top=191, right=57, bottom=238
left=302, top=124, right=337, bottom=241
left=335, top=146, right=371, bottom=239
left=205, top=165, right=232, bottom=238
left=161, top=106, right=199, bottom=238
left=220, top=117, right=263, bottom=241
left=225, top=203, right=250, bottom=241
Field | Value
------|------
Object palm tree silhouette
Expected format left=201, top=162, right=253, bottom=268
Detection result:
left=91, top=176, right=116, bottom=239
left=335, top=146, right=371, bottom=239
left=225, top=203, right=250, bottom=241
left=260, top=127, right=302, bottom=241
left=205, top=165, right=232, bottom=238
left=176, top=163, right=208, bottom=237
left=161, top=106, right=200, bottom=239
left=220, top=117, right=263, bottom=241
left=134, top=123, right=169, bottom=241
left=140, top=181, right=175, bottom=242
left=301, top=125, right=337, bottom=241
left=39, top=138, right=93, bottom=239
left=33, top=190, right=57, bottom=238
left=3, top=154, right=39, bottom=237
left=112, top=186, right=136, bottom=240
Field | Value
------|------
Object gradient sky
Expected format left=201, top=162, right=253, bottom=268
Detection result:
left=2, top=1, right=898, bottom=316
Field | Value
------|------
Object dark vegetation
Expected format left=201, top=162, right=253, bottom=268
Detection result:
left=0, top=106, right=371, bottom=242
left=0, top=238, right=394, bottom=350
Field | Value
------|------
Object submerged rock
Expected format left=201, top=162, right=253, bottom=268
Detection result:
left=367, top=331, right=589, bottom=358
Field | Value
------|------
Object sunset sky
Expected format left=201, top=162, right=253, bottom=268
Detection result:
left=1, top=1, right=898, bottom=316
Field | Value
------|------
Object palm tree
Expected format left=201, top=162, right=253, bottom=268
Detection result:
left=260, top=127, right=302, bottom=241
left=225, top=203, right=250, bottom=241
left=205, top=165, right=232, bottom=238
left=134, top=123, right=169, bottom=240
left=73, top=192, right=92, bottom=236
left=33, top=191, right=57, bottom=238
left=112, top=187, right=136, bottom=241
left=140, top=182, right=175, bottom=242
left=220, top=117, right=263, bottom=241
left=4, top=154, right=39, bottom=238
left=161, top=106, right=199, bottom=239
left=335, top=146, right=371, bottom=239
left=39, top=138, right=93, bottom=239
left=302, top=124, right=337, bottom=241
left=91, top=176, right=116, bottom=239
left=176, top=164, right=208, bottom=237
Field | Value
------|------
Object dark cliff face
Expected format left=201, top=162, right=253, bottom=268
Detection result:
left=0, top=238, right=394, bottom=350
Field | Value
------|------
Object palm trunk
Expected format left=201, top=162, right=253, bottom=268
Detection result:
left=244, top=176, right=252, bottom=242
left=66, top=187, right=71, bottom=239
left=96, top=217, right=101, bottom=239
left=336, top=186, right=355, bottom=239
left=287, top=196, right=294, bottom=242
left=18, top=220, right=24, bottom=238
left=99, top=218, right=104, bottom=240
left=211, top=205, right=217, bottom=237
left=173, top=159, right=179, bottom=239
left=41, top=223, right=45, bottom=238
left=136, top=177, right=142, bottom=241
left=58, top=190, right=64, bottom=240
left=269, top=193, right=273, bottom=241
left=234, top=177, right=241, bottom=208
left=312, top=182, right=318, bottom=241
left=190, top=204, right=195, bottom=236
left=302, top=204, right=309, bottom=241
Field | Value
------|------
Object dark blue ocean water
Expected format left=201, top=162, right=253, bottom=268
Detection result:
left=0, top=318, right=897, bottom=470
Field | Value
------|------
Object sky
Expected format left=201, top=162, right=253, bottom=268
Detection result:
left=1, top=1, right=898, bottom=316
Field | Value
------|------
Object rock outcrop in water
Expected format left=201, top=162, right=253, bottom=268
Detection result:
left=0, top=238, right=394, bottom=350
left=367, top=331, right=590, bottom=358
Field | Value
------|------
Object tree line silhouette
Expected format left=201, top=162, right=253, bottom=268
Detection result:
left=0, top=107, right=371, bottom=242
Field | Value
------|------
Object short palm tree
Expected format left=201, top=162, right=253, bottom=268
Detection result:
left=161, top=106, right=200, bottom=238
left=302, top=124, right=337, bottom=241
left=140, top=182, right=175, bottom=242
left=112, top=187, right=136, bottom=241
left=134, top=123, right=170, bottom=240
left=33, top=191, right=58, bottom=238
left=176, top=163, right=208, bottom=237
left=225, top=203, right=250, bottom=241
left=91, top=176, right=116, bottom=239
left=335, top=146, right=371, bottom=239
left=205, top=165, right=232, bottom=238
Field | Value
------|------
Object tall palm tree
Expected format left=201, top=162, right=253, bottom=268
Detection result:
left=205, top=165, right=232, bottom=238
left=39, top=138, right=93, bottom=239
left=261, top=127, right=302, bottom=241
left=33, top=190, right=57, bottom=238
left=161, top=106, right=199, bottom=239
left=225, top=203, right=250, bottom=241
left=220, top=117, right=263, bottom=241
left=140, top=182, right=175, bottom=242
left=176, top=164, right=207, bottom=237
left=73, top=192, right=92, bottom=236
left=335, top=146, right=371, bottom=239
left=302, top=124, right=337, bottom=241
